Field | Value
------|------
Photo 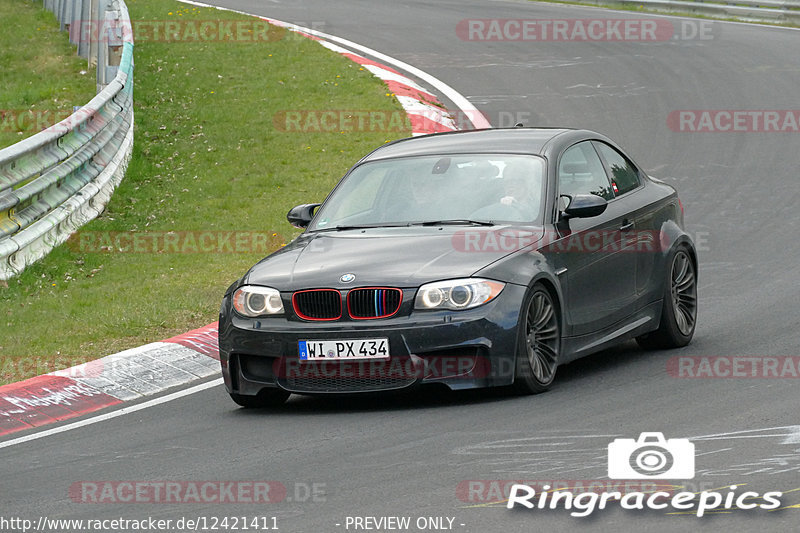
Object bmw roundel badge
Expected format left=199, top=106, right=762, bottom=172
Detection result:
left=340, top=273, right=356, bottom=283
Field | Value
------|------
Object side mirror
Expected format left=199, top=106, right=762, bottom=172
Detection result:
left=561, top=194, right=607, bottom=219
left=287, top=203, right=320, bottom=228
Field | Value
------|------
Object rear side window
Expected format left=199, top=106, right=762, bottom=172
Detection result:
left=595, top=142, right=641, bottom=196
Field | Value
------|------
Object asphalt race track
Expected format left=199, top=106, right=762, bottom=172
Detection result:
left=3, top=1, right=800, bottom=531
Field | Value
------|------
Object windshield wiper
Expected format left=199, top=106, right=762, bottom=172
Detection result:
left=410, top=219, right=496, bottom=227
left=313, top=220, right=496, bottom=232
left=313, top=223, right=410, bottom=232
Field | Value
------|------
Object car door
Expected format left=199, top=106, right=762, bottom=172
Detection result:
left=592, top=141, right=656, bottom=300
left=550, top=141, right=638, bottom=336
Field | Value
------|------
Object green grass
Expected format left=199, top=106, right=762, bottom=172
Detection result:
left=0, top=0, right=97, bottom=148
left=0, top=0, right=411, bottom=384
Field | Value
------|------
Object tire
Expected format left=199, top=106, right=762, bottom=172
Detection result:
left=229, top=388, right=290, bottom=408
left=636, top=247, right=697, bottom=350
left=512, top=284, right=561, bottom=394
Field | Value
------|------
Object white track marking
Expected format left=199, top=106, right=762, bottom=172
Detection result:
left=0, top=378, right=223, bottom=450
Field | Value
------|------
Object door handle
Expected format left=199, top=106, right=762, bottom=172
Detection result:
left=619, top=219, right=634, bottom=231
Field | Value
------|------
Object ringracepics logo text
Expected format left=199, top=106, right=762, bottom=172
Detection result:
left=506, top=483, right=781, bottom=517
left=506, top=433, right=782, bottom=517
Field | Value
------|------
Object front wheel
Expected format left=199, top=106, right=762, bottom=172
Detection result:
left=512, top=284, right=561, bottom=394
left=229, top=388, right=290, bottom=408
left=637, top=247, right=697, bottom=349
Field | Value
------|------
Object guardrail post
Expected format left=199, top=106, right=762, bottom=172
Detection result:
left=96, top=0, right=112, bottom=88
left=88, top=0, right=100, bottom=69
left=68, top=0, right=80, bottom=48
left=77, top=0, right=90, bottom=60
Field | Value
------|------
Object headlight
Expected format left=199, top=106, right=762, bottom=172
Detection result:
left=415, top=278, right=505, bottom=311
left=232, top=286, right=284, bottom=317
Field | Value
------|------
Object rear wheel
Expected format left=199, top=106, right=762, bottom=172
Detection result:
left=637, top=247, right=697, bottom=349
left=229, top=388, right=290, bottom=408
left=513, top=284, right=561, bottom=394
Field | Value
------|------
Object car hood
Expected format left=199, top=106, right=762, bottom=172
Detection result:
left=243, top=226, right=545, bottom=290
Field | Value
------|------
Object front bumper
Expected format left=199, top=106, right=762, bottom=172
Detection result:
left=218, top=284, right=526, bottom=396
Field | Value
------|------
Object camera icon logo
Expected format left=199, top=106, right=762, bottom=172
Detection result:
left=608, top=432, right=695, bottom=479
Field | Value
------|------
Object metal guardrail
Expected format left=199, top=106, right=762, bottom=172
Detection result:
left=0, top=0, right=134, bottom=280
left=575, top=0, right=800, bottom=23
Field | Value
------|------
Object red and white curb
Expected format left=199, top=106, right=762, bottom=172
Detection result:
left=177, top=0, right=489, bottom=133
left=0, top=6, right=489, bottom=440
left=262, top=19, right=458, bottom=136
left=317, top=39, right=459, bottom=136
left=0, top=323, right=219, bottom=437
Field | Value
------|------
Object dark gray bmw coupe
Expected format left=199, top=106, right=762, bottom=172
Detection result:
left=218, top=128, right=697, bottom=407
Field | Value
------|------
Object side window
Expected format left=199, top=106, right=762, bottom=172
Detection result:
left=595, top=142, right=641, bottom=196
left=558, top=142, right=614, bottom=201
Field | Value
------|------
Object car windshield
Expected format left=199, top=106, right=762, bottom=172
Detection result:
left=309, top=154, right=546, bottom=231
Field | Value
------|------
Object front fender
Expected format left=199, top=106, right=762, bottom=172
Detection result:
left=474, top=247, right=567, bottom=335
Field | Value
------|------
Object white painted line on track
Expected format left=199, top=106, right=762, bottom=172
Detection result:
left=0, top=378, right=223, bottom=450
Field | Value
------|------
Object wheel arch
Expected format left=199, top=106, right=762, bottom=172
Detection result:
left=658, top=218, right=698, bottom=282
left=530, top=274, right=565, bottom=332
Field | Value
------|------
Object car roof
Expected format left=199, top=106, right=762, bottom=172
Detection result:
left=360, top=127, right=580, bottom=161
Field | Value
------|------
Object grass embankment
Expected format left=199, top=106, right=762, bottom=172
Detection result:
left=0, top=0, right=96, bottom=149
left=0, top=0, right=411, bottom=384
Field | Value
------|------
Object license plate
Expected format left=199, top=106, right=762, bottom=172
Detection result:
left=298, top=338, right=389, bottom=360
